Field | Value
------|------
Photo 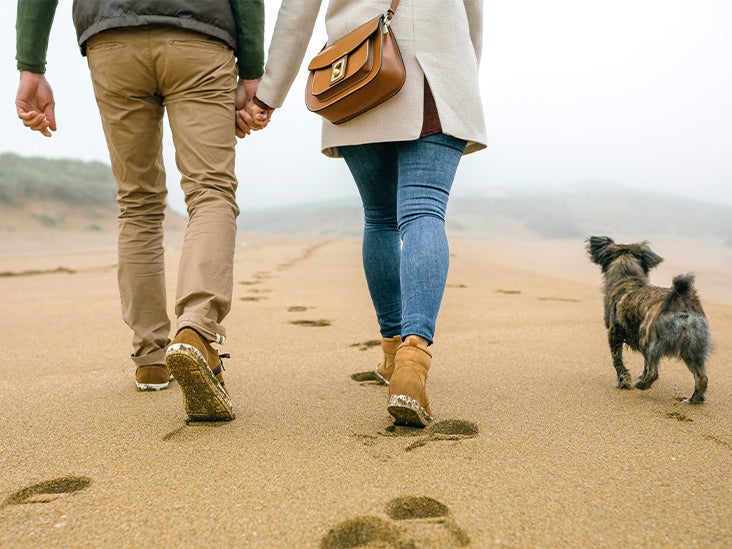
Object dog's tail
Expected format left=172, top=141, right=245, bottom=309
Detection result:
left=661, top=273, right=710, bottom=361
left=672, top=273, right=696, bottom=295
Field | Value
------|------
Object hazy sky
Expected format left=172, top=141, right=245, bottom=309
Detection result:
left=1, top=1, right=730, bottom=213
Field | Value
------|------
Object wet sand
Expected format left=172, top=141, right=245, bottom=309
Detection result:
left=1, top=231, right=730, bottom=547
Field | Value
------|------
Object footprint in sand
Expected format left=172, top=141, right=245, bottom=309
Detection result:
left=320, top=496, right=469, bottom=548
left=351, top=340, right=381, bottom=351
left=349, top=340, right=385, bottom=385
left=278, top=241, right=333, bottom=271
left=665, top=411, right=693, bottom=423
left=290, top=319, right=332, bottom=327
left=352, top=420, right=479, bottom=452
left=253, top=271, right=274, bottom=280
left=383, top=420, right=479, bottom=452
left=537, top=296, right=580, bottom=303
left=240, top=288, right=271, bottom=301
left=1, top=476, right=91, bottom=507
left=287, top=306, right=311, bottom=313
left=350, top=371, right=382, bottom=384
left=0, top=267, right=76, bottom=278
left=320, top=516, right=402, bottom=549
left=496, top=289, right=521, bottom=295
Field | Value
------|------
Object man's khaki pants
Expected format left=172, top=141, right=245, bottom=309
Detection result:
left=86, top=27, right=240, bottom=367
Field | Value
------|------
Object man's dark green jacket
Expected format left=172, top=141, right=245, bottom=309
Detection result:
left=16, top=0, right=264, bottom=79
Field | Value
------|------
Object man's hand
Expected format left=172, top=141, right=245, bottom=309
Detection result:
left=235, top=77, right=274, bottom=137
left=235, top=77, right=261, bottom=138
left=16, top=70, right=56, bottom=137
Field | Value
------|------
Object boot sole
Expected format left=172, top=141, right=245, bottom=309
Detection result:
left=166, top=343, right=235, bottom=421
left=136, top=380, right=170, bottom=391
left=387, top=394, right=433, bottom=427
left=374, top=368, right=390, bottom=386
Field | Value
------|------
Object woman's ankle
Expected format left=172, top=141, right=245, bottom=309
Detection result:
left=403, top=334, right=429, bottom=349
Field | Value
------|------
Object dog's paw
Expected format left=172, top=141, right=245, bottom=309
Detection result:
left=683, top=395, right=705, bottom=404
left=617, top=373, right=632, bottom=389
left=634, top=380, right=650, bottom=391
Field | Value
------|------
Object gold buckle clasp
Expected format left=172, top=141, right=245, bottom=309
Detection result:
left=331, top=56, right=347, bottom=83
left=381, top=14, right=391, bottom=34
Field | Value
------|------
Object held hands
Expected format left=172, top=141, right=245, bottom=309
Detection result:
left=234, top=77, right=274, bottom=138
left=16, top=71, right=57, bottom=137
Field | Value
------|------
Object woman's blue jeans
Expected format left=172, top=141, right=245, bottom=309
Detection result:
left=340, top=133, right=467, bottom=344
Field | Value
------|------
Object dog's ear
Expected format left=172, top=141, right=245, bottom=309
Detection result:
left=634, top=241, right=663, bottom=272
left=586, top=236, right=617, bottom=270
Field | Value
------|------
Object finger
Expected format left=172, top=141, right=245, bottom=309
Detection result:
left=45, top=107, right=57, bottom=132
left=24, top=114, right=47, bottom=129
left=236, top=112, right=252, bottom=131
left=239, top=112, right=262, bottom=131
left=235, top=121, right=251, bottom=139
left=18, top=109, right=42, bottom=122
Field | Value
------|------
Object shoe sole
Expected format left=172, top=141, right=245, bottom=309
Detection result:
left=374, top=368, right=390, bottom=386
left=387, top=394, right=433, bottom=427
left=166, top=343, right=235, bottom=421
left=136, top=380, right=170, bottom=391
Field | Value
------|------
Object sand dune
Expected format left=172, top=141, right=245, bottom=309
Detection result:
left=0, top=231, right=730, bottom=547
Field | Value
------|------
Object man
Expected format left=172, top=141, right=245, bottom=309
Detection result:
left=15, top=0, right=264, bottom=421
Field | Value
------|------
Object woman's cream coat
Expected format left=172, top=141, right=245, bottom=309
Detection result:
left=256, top=0, right=487, bottom=157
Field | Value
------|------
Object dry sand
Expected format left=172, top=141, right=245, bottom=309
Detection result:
left=0, top=230, right=730, bottom=547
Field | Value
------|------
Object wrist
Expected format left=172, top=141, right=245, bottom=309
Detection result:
left=19, top=69, right=46, bottom=78
left=253, top=96, right=272, bottom=111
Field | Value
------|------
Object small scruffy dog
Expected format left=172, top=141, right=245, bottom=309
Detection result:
left=586, top=236, right=710, bottom=403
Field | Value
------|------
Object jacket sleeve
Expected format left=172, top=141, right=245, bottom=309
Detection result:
left=255, top=0, right=323, bottom=109
left=465, top=0, right=483, bottom=64
left=16, top=0, right=59, bottom=73
left=230, top=0, right=265, bottom=79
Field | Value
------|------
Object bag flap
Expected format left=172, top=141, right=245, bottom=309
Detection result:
left=309, top=38, right=372, bottom=97
left=307, top=15, right=383, bottom=71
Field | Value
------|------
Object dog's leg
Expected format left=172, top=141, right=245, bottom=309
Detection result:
left=683, top=359, right=707, bottom=404
left=608, top=327, right=631, bottom=389
left=634, top=354, right=659, bottom=390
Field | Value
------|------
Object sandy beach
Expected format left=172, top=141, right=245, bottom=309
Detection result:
left=1, top=231, right=730, bottom=547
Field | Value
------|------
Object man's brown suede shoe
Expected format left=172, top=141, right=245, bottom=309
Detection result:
left=374, top=335, right=402, bottom=385
left=387, top=339, right=433, bottom=427
left=135, top=365, right=172, bottom=391
left=165, top=328, right=234, bottom=421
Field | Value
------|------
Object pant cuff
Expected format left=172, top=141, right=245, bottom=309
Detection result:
left=131, top=344, right=168, bottom=367
left=176, top=313, right=227, bottom=344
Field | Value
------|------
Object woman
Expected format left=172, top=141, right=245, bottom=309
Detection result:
left=247, top=0, right=486, bottom=427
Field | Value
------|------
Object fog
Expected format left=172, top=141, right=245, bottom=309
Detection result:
left=2, top=0, right=730, bottom=213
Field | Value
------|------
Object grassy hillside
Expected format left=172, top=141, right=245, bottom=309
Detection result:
left=0, top=153, right=189, bottom=232
left=0, top=152, right=116, bottom=207
left=2, top=153, right=729, bottom=244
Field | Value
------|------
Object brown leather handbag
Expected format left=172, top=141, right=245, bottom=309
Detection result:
left=305, top=0, right=405, bottom=124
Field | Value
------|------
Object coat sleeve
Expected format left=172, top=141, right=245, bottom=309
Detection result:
left=255, top=0, right=323, bottom=108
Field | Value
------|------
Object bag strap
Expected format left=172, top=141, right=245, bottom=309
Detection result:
left=386, top=0, right=400, bottom=20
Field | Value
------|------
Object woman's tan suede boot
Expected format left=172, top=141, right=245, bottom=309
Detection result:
left=387, top=339, right=433, bottom=427
left=374, top=335, right=402, bottom=385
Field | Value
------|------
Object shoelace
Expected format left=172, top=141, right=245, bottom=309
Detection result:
left=211, top=353, right=230, bottom=386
